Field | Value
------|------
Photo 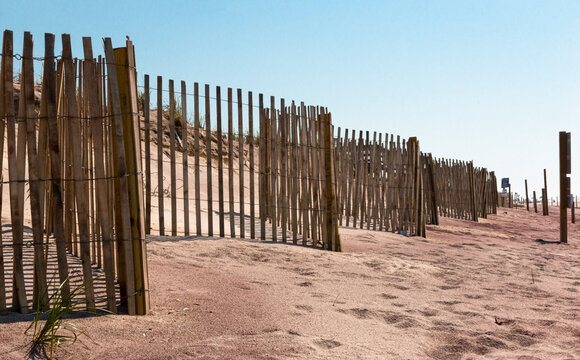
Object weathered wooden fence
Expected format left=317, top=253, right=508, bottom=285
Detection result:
left=1, top=29, right=499, bottom=316
left=141, top=78, right=498, bottom=247
left=141, top=77, right=341, bottom=250
left=331, top=130, right=426, bottom=237
left=425, top=157, right=497, bottom=222
left=0, top=30, right=148, bottom=315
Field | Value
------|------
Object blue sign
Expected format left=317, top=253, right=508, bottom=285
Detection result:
left=501, top=178, right=509, bottom=188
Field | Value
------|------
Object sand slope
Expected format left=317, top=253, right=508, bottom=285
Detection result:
left=0, top=206, right=579, bottom=359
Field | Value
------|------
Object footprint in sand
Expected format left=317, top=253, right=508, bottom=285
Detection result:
left=464, top=294, right=483, bottom=300
left=379, top=311, right=418, bottom=327
left=419, top=308, right=439, bottom=317
left=313, top=339, right=342, bottom=349
left=295, top=304, right=313, bottom=312
left=439, top=285, right=460, bottom=290
left=338, top=308, right=372, bottom=319
left=380, top=293, right=398, bottom=300
left=437, top=300, right=462, bottom=306
left=390, top=284, right=410, bottom=291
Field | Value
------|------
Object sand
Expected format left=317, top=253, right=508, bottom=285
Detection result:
left=0, top=205, right=578, bottom=359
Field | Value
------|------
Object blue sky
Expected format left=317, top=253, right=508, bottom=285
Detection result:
left=2, top=0, right=580, bottom=200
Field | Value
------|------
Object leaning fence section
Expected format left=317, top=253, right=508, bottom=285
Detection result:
left=332, top=130, right=426, bottom=237
left=0, top=30, right=149, bottom=316
left=425, top=156, right=497, bottom=223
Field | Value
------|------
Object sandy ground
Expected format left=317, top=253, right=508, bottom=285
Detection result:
left=0, top=205, right=578, bottom=359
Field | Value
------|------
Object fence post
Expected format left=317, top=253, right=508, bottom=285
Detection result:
left=543, top=169, right=549, bottom=215
left=408, top=137, right=426, bottom=237
left=559, top=131, right=570, bottom=243
left=525, top=179, right=529, bottom=211
left=107, top=39, right=149, bottom=315
left=322, top=114, right=341, bottom=251
left=480, top=168, right=487, bottom=219
left=467, top=161, right=477, bottom=221
left=427, top=153, right=439, bottom=225
left=0, top=31, right=5, bottom=314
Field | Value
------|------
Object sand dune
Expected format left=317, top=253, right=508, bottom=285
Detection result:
left=0, top=206, right=578, bottom=359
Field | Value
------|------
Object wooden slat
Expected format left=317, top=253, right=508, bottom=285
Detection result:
left=237, top=89, right=245, bottom=238
left=104, top=37, right=136, bottom=314
left=194, top=83, right=202, bottom=236
left=43, top=33, right=71, bottom=302
left=63, top=34, right=95, bottom=310
left=300, top=103, right=309, bottom=245
left=156, top=76, right=165, bottom=235
left=169, top=80, right=177, bottom=236
left=0, top=30, right=7, bottom=314
left=280, top=99, right=287, bottom=243
left=227, top=88, right=235, bottom=238
left=270, top=97, right=277, bottom=241
left=3, top=29, right=29, bottom=313
left=205, top=84, right=213, bottom=236
left=82, top=37, right=117, bottom=313
left=182, top=81, right=189, bottom=236
left=23, top=32, right=49, bottom=310
left=258, top=94, right=266, bottom=240
left=291, top=102, right=298, bottom=244
left=216, top=86, right=225, bottom=237
left=144, top=75, right=151, bottom=234
left=248, top=91, right=255, bottom=239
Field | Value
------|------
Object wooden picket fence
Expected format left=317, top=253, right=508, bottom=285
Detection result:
left=142, top=77, right=498, bottom=246
left=141, top=77, right=341, bottom=250
left=0, top=30, right=148, bottom=315
left=425, top=157, right=497, bottom=222
left=1, top=29, right=499, bottom=316
left=331, top=130, right=426, bottom=236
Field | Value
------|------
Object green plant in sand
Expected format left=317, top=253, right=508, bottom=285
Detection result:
left=26, top=277, right=98, bottom=360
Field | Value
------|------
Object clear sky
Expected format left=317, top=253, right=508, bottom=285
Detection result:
left=2, top=0, right=580, bottom=200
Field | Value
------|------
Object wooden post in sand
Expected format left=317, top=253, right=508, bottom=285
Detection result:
left=559, top=131, right=570, bottom=243
left=168, top=80, right=177, bottom=236
left=322, top=113, right=341, bottom=251
left=144, top=75, right=151, bottom=234
left=543, top=169, right=549, bottom=216
left=508, top=184, right=512, bottom=209
left=427, top=154, right=440, bottom=225
left=157, top=76, right=165, bottom=235
left=468, top=161, right=477, bottom=221
left=110, top=39, right=149, bottom=314
left=181, top=81, right=189, bottom=236
left=248, top=91, right=255, bottom=240
left=525, top=179, right=529, bottom=211
left=259, top=94, right=266, bottom=240
left=237, top=89, right=245, bottom=239
left=205, top=84, right=213, bottom=236
left=216, top=86, right=225, bottom=237
left=533, top=191, right=538, bottom=213
left=228, top=88, right=235, bottom=238
left=0, top=32, right=6, bottom=314
left=194, top=83, right=202, bottom=236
